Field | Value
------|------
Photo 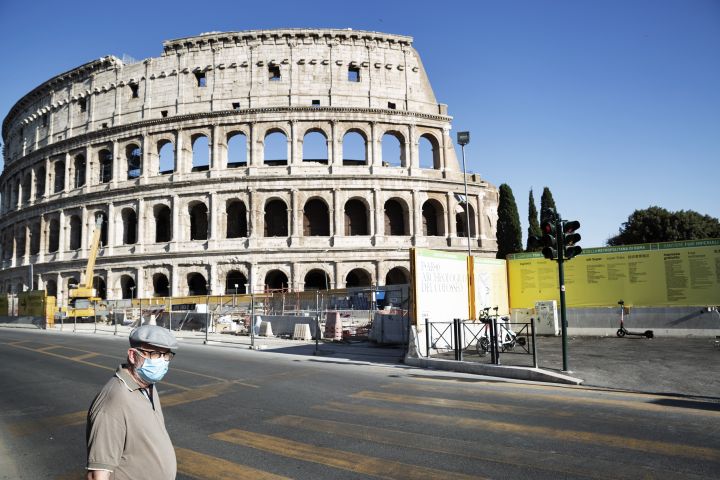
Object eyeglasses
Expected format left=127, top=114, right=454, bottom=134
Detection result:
left=135, top=348, right=175, bottom=361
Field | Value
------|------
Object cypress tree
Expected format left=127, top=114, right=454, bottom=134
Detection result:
left=496, top=184, right=523, bottom=259
left=527, top=189, right=541, bottom=251
left=540, top=187, right=557, bottom=218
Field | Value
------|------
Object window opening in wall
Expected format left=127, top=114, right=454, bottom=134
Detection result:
left=194, top=71, right=207, bottom=87
left=79, top=98, right=87, bottom=112
left=385, top=267, right=409, bottom=285
left=69, top=216, right=82, bottom=250
left=225, top=271, right=248, bottom=294
left=269, top=65, right=281, bottom=81
left=311, top=99, right=320, bottom=107
left=93, top=277, right=107, bottom=300
left=102, top=123, right=108, bottom=129
left=227, top=133, right=247, bottom=168
left=384, top=199, right=406, bottom=236
left=381, top=133, right=403, bottom=167
left=189, top=203, right=209, bottom=240
left=422, top=200, right=444, bottom=237
left=346, top=268, right=372, bottom=288
left=154, top=205, right=172, bottom=242
left=54, top=161, right=65, bottom=193
left=348, top=66, right=360, bottom=82
left=130, top=84, right=139, bottom=99
left=419, top=135, right=440, bottom=169
left=264, top=200, right=288, bottom=237
left=48, top=220, right=60, bottom=253
left=45, top=280, right=57, bottom=297
left=264, top=270, right=288, bottom=292
left=232, top=102, right=240, bottom=110
left=187, top=273, right=208, bottom=295
left=263, top=131, right=288, bottom=166
left=226, top=200, right=248, bottom=238
left=161, top=110, right=168, bottom=118
left=35, top=167, right=45, bottom=198
left=191, top=136, right=210, bottom=171
left=303, top=199, right=330, bottom=236
left=304, top=269, right=330, bottom=291
left=120, top=275, right=136, bottom=299
left=96, top=214, right=108, bottom=247
left=74, top=155, right=86, bottom=189
left=126, top=145, right=142, bottom=179
left=153, top=273, right=170, bottom=297
left=42, top=114, right=48, bottom=127
left=342, top=131, right=367, bottom=166
left=121, top=208, right=138, bottom=245
left=99, top=149, right=113, bottom=184
left=158, top=141, right=175, bottom=175
left=30, top=223, right=40, bottom=255
left=344, top=199, right=368, bottom=236
left=302, top=131, right=328, bottom=164
left=387, top=102, right=396, bottom=110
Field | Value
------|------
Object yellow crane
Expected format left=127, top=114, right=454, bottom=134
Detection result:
left=64, top=216, right=104, bottom=318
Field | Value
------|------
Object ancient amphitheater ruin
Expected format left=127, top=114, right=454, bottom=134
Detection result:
left=0, top=29, right=498, bottom=303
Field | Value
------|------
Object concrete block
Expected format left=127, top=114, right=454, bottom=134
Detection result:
left=293, top=323, right=312, bottom=340
left=259, top=321, right=273, bottom=337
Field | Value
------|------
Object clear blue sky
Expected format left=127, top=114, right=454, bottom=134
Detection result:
left=1, top=0, right=718, bottom=247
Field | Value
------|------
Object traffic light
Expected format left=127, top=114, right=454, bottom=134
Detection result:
left=563, top=220, right=582, bottom=260
left=541, top=219, right=557, bottom=260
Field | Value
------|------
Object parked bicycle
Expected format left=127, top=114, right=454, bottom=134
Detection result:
left=476, top=306, right=526, bottom=356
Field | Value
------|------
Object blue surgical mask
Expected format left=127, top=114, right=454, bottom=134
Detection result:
left=136, top=356, right=169, bottom=384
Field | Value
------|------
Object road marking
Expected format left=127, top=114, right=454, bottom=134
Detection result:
left=268, top=415, right=708, bottom=480
left=71, top=352, right=101, bottom=361
left=175, top=447, right=291, bottom=480
left=9, top=382, right=232, bottom=436
left=211, top=428, right=484, bottom=480
left=385, top=381, right=720, bottom=418
left=315, top=402, right=720, bottom=462
left=353, top=390, right=572, bottom=417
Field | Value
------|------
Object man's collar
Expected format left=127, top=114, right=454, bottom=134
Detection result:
left=115, top=365, right=144, bottom=391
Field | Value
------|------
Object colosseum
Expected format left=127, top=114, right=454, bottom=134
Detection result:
left=0, top=28, right=498, bottom=304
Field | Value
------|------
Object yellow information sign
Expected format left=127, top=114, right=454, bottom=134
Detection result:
left=18, top=290, right=47, bottom=317
left=508, top=239, right=720, bottom=308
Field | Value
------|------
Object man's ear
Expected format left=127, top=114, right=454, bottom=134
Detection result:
left=127, top=348, right=139, bottom=366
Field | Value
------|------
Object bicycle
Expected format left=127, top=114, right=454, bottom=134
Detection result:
left=475, top=306, right=526, bottom=356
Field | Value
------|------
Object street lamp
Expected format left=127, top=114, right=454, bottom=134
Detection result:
left=234, top=283, right=238, bottom=308
left=205, top=282, right=211, bottom=343
left=457, top=131, right=472, bottom=258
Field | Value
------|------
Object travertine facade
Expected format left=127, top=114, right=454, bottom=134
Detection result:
left=0, top=29, right=498, bottom=302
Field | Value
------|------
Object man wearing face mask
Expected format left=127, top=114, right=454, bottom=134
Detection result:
left=85, top=325, right=178, bottom=480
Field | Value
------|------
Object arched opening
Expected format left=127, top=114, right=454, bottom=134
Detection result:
left=226, top=200, right=248, bottom=238
left=121, top=208, right=137, bottom=245
left=126, top=144, right=142, bottom=179
left=191, top=135, right=210, bottom=171
left=346, top=268, right=372, bottom=288
left=69, top=216, right=82, bottom=250
left=263, top=131, right=287, bottom=166
left=29, top=222, right=41, bottom=255
left=382, top=132, right=404, bottom=167
left=225, top=271, right=248, bottom=294
left=455, top=202, right=476, bottom=237
left=227, top=133, right=247, bottom=168
left=189, top=202, right=208, bottom=241
left=303, top=198, right=329, bottom=236
left=158, top=141, right=175, bottom=175
left=73, top=154, right=86, bottom=188
left=304, top=269, right=330, bottom=290
left=54, top=160, right=65, bottom=193
left=22, top=173, right=31, bottom=203
left=35, top=166, right=46, bottom=198
left=15, top=229, right=25, bottom=258
left=422, top=200, right=445, bottom=236
left=93, top=277, right=107, bottom=300
left=342, top=130, right=367, bottom=166
left=120, top=275, right=136, bottom=299
left=384, top=199, right=407, bottom=236
left=302, top=130, right=328, bottom=164
left=154, top=205, right=172, bottom=242
left=344, top=199, right=368, bottom=236
left=264, top=270, right=289, bottom=291
left=187, top=273, right=208, bottom=295
left=48, top=219, right=60, bottom=253
left=153, top=273, right=170, bottom=297
left=264, top=200, right=288, bottom=237
left=419, top=134, right=440, bottom=169
left=95, top=213, right=108, bottom=247
left=99, top=149, right=113, bottom=183
left=45, top=279, right=57, bottom=297
left=385, top=267, right=410, bottom=285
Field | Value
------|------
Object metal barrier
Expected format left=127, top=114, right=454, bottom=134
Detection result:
left=426, top=317, right=538, bottom=367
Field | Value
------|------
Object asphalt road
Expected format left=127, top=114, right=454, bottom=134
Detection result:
left=1, top=328, right=719, bottom=479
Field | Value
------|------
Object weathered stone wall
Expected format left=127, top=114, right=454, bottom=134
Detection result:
left=0, top=29, right=499, bottom=304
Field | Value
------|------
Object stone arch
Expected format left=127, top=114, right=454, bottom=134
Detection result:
left=45, top=279, right=57, bottom=297
left=418, top=133, right=441, bottom=170
left=152, top=273, right=170, bottom=297
left=225, top=270, right=248, bottom=294
left=120, top=274, right=136, bottom=299
left=226, top=199, right=248, bottom=238
left=422, top=199, right=445, bottom=236
left=48, top=218, right=60, bottom=253
left=29, top=221, right=41, bottom=255
left=158, top=139, right=175, bottom=175
left=264, top=199, right=288, bottom=237
left=191, top=133, right=210, bottom=171
left=456, top=201, right=476, bottom=237
left=381, top=130, right=406, bottom=167
left=302, top=128, right=328, bottom=164
left=154, top=204, right=172, bottom=242
left=303, top=198, right=330, bottom=236
left=341, top=128, right=368, bottom=166
left=35, top=165, right=46, bottom=198
left=98, top=148, right=113, bottom=183
left=227, top=131, right=247, bottom=168
left=263, top=129, right=288, bottom=166
left=69, top=215, right=82, bottom=250
left=120, top=208, right=138, bottom=245
left=126, top=143, right=142, bottom=179
left=264, top=269, right=289, bottom=291
left=304, top=269, right=331, bottom=290
left=73, top=153, right=86, bottom=188
left=93, top=276, right=107, bottom=300
left=385, top=266, right=410, bottom=285
left=22, top=172, right=31, bottom=203
left=187, top=272, right=208, bottom=295
left=188, top=201, right=208, bottom=240
left=384, top=198, right=408, bottom=236
left=344, top=198, right=369, bottom=236
left=346, top=268, right=372, bottom=288
left=53, top=159, right=65, bottom=193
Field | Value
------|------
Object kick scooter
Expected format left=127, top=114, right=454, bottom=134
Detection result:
left=616, top=300, right=654, bottom=338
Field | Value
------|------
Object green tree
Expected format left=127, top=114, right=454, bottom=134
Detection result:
left=526, top=189, right=541, bottom=251
left=540, top=187, right=556, bottom=217
left=607, top=206, right=720, bottom=245
left=496, top=184, right=523, bottom=259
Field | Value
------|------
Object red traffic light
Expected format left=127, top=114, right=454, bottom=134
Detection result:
left=563, top=220, right=580, bottom=234
left=541, top=221, right=555, bottom=235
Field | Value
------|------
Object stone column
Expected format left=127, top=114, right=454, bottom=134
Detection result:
left=209, top=262, right=218, bottom=295
left=373, top=188, right=382, bottom=237
left=211, top=125, right=222, bottom=170
left=170, top=265, right=180, bottom=297
left=111, top=141, right=119, bottom=187
left=136, top=267, right=145, bottom=299
left=290, top=121, right=301, bottom=166
left=249, top=123, right=262, bottom=167
left=106, top=203, right=114, bottom=256
left=370, top=122, right=381, bottom=167
left=332, top=188, right=341, bottom=237
left=247, top=188, right=258, bottom=239
left=63, top=153, right=71, bottom=192
left=446, top=192, right=456, bottom=238
left=412, top=190, right=421, bottom=239
left=208, top=193, right=217, bottom=243
left=329, top=120, right=340, bottom=167
left=137, top=198, right=145, bottom=252
left=141, top=135, right=150, bottom=181
left=81, top=206, right=89, bottom=253
left=409, top=125, right=419, bottom=169
left=171, top=195, right=180, bottom=248
left=43, top=158, right=51, bottom=199
left=58, top=210, right=66, bottom=260
left=29, top=168, right=36, bottom=203
left=290, top=189, right=300, bottom=237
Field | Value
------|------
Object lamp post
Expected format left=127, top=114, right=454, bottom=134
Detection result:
left=205, top=282, right=211, bottom=343
left=457, top=131, right=472, bottom=258
left=129, top=285, right=136, bottom=327
left=234, top=283, right=238, bottom=308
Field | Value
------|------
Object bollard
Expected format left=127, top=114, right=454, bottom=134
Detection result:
left=490, top=315, right=498, bottom=365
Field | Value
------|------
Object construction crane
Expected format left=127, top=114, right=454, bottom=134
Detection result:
left=64, top=216, right=104, bottom=319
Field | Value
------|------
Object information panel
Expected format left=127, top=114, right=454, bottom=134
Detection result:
left=507, top=240, right=720, bottom=308
left=411, top=248, right=470, bottom=325
left=473, top=257, right=510, bottom=316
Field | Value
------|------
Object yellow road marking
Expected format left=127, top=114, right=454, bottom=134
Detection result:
left=315, top=402, right=720, bottom=462
left=211, top=428, right=483, bottom=480
left=383, top=382, right=720, bottom=418
left=9, top=382, right=232, bottom=436
left=175, top=447, right=291, bottom=480
left=353, top=390, right=572, bottom=417
left=268, top=415, right=706, bottom=480
left=71, top=352, right=100, bottom=361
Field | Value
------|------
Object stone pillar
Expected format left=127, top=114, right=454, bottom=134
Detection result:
left=290, top=121, right=301, bottom=165
left=446, top=192, right=456, bottom=238
left=332, top=188, right=341, bottom=237
left=137, top=198, right=146, bottom=252
left=412, top=190, right=421, bottom=239
left=58, top=210, right=66, bottom=260
left=141, top=135, right=150, bottom=181
left=209, top=262, right=218, bottom=295
left=211, top=125, right=222, bottom=170
left=370, top=122, right=382, bottom=168
left=291, top=189, right=300, bottom=237
left=81, top=206, right=89, bottom=253
left=106, top=203, right=114, bottom=256
left=171, top=195, right=180, bottom=247
left=43, top=158, right=51, bottom=199
left=409, top=125, right=419, bottom=169
left=329, top=120, right=340, bottom=167
left=136, top=267, right=145, bottom=299
left=171, top=265, right=180, bottom=297
left=29, top=168, right=36, bottom=203
left=248, top=188, right=258, bottom=239
left=208, top=193, right=217, bottom=242
left=373, top=188, right=382, bottom=237
left=39, top=215, right=46, bottom=261
left=63, top=153, right=71, bottom=192
left=249, top=124, right=262, bottom=167
left=111, top=141, right=119, bottom=187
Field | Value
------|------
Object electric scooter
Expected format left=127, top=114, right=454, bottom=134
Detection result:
left=616, top=300, right=654, bottom=338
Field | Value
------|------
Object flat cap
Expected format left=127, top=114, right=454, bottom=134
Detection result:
left=129, top=325, right=178, bottom=351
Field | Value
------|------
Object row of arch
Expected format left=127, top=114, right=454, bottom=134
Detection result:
left=2, top=127, right=445, bottom=211
left=2, top=196, right=477, bottom=259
